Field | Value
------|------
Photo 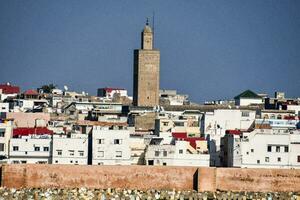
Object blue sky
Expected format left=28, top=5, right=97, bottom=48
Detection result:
left=0, top=0, right=299, bottom=102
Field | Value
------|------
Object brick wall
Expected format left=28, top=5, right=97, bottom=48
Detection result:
left=1, top=165, right=300, bottom=192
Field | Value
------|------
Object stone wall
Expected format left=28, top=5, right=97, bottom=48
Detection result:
left=1, top=164, right=198, bottom=190
left=2, top=165, right=300, bottom=192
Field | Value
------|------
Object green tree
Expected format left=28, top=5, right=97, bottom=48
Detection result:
left=41, top=84, right=56, bottom=93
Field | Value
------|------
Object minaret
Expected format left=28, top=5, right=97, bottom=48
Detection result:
left=133, top=20, right=160, bottom=107
left=141, top=19, right=153, bottom=50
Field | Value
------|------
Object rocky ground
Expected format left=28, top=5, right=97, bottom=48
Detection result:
left=0, top=187, right=299, bottom=200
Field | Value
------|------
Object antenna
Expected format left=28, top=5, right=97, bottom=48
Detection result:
left=152, top=11, right=155, bottom=47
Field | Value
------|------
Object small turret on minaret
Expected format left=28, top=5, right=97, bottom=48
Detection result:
left=141, top=18, right=153, bottom=50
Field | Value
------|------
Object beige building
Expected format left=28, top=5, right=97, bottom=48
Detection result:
left=133, top=21, right=160, bottom=107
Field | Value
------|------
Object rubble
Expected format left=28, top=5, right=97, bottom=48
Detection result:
left=0, top=187, right=299, bottom=200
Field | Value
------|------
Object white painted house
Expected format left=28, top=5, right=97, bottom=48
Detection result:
left=0, top=119, right=13, bottom=161
left=222, top=129, right=300, bottom=169
left=9, top=135, right=52, bottom=164
left=234, top=90, right=263, bottom=106
left=202, top=109, right=256, bottom=166
left=92, top=126, right=131, bottom=165
left=145, top=132, right=210, bottom=167
left=52, top=134, right=88, bottom=165
left=0, top=102, right=9, bottom=113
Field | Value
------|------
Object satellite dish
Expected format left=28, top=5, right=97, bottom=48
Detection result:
left=64, top=85, right=68, bottom=91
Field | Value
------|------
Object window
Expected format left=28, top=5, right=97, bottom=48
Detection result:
left=267, top=145, right=272, bottom=152
left=34, top=147, right=40, bottom=151
left=43, top=147, right=49, bottom=152
left=179, top=149, right=183, bottom=154
left=265, top=157, right=269, bottom=162
left=257, top=160, right=260, bottom=164
left=155, top=151, right=159, bottom=157
left=114, top=139, right=122, bottom=145
left=57, top=150, right=62, bottom=155
left=163, top=122, right=169, bottom=126
left=241, top=111, right=250, bottom=117
left=298, top=156, right=300, bottom=163
left=21, top=160, right=27, bottom=164
left=79, top=151, right=84, bottom=156
left=251, top=149, right=254, bottom=153
left=163, top=162, right=167, bottom=166
left=98, top=151, right=104, bottom=157
left=55, top=160, right=58, bottom=163
left=13, top=146, right=19, bottom=151
left=246, top=152, right=249, bottom=155
left=163, top=151, right=167, bottom=157
left=284, top=146, right=289, bottom=153
left=0, top=143, right=4, bottom=151
left=69, top=150, right=74, bottom=156
left=98, top=139, right=104, bottom=144
left=70, top=160, right=73, bottom=163
left=278, top=157, right=281, bottom=162
left=12, top=161, right=19, bottom=164
left=116, top=151, right=122, bottom=158
left=276, top=146, right=280, bottom=152
left=0, top=129, right=5, bottom=137
left=98, top=162, right=104, bottom=165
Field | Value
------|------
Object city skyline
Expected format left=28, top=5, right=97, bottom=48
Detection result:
left=0, top=1, right=299, bottom=103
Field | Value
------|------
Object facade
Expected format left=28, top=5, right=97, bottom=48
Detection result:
left=145, top=132, right=209, bottom=167
left=97, top=88, right=128, bottom=98
left=9, top=135, right=52, bottom=164
left=133, top=22, right=160, bottom=107
left=7, top=112, right=50, bottom=128
left=0, top=102, right=9, bottom=113
left=234, top=90, right=263, bottom=106
left=0, top=119, right=13, bottom=161
left=222, top=128, right=300, bottom=169
left=159, top=89, right=189, bottom=105
left=203, top=109, right=256, bottom=166
left=155, top=110, right=202, bottom=137
left=92, top=126, right=131, bottom=165
left=52, top=134, right=88, bottom=165
left=0, top=83, right=20, bottom=101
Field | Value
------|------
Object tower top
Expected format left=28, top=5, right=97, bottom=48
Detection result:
left=143, top=18, right=152, bottom=33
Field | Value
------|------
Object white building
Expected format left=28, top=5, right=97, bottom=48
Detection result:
left=222, top=129, right=300, bottom=169
left=97, top=88, right=128, bottom=99
left=155, top=110, right=202, bottom=137
left=92, top=126, right=131, bottom=165
left=159, top=89, right=189, bottom=105
left=234, top=90, right=263, bottom=106
left=0, top=119, right=13, bottom=161
left=202, top=109, right=256, bottom=166
left=129, top=133, right=147, bottom=165
left=145, top=132, right=210, bottom=167
left=52, top=134, right=88, bottom=165
left=9, top=135, right=52, bottom=164
left=0, top=102, right=9, bottom=113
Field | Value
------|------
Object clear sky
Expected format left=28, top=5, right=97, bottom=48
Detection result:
left=0, top=0, right=299, bottom=103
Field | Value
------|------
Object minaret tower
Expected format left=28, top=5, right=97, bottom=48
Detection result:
left=133, top=20, right=160, bottom=107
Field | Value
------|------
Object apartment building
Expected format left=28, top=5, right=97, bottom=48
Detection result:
left=0, top=119, right=13, bottom=161
left=92, top=125, right=131, bottom=165
left=145, top=132, right=210, bottom=167
left=9, top=135, right=52, bottom=164
left=52, top=134, right=88, bottom=165
left=202, top=109, right=256, bottom=166
left=222, top=128, right=300, bottom=169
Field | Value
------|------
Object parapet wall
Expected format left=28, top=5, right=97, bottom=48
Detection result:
left=1, top=164, right=300, bottom=192
left=1, top=164, right=198, bottom=190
